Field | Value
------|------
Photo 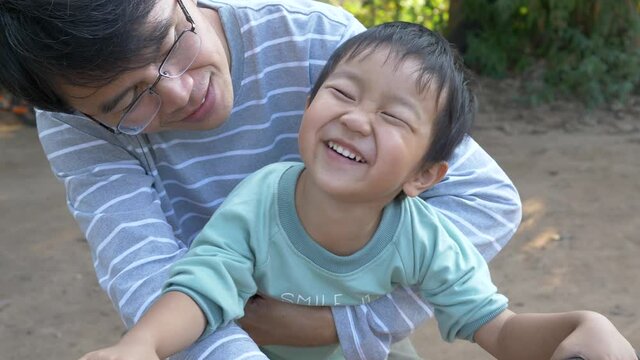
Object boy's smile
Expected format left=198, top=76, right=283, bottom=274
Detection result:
left=298, top=47, right=440, bottom=205
left=326, top=140, right=366, bottom=164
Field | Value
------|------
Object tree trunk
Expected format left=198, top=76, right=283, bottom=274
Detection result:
left=446, top=0, right=468, bottom=52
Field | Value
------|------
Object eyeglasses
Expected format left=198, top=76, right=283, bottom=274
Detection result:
left=93, top=0, right=201, bottom=135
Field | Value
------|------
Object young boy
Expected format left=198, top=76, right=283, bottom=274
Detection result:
left=80, top=22, right=636, bottom=360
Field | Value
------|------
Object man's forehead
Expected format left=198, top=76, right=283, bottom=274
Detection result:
left=147, top=0, right=179, bottom=27
left=140, top=0, right=180, bottom=49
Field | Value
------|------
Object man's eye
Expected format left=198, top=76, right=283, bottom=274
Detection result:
left=120, top=97, right=137, bottom=115
left=157, top=28, right=179, bottom=62
left=174, top=27, right=180, bottom=42
left=115, top=88, right=144, bottom=116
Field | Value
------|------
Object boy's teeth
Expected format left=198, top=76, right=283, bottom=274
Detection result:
left=328, top=141, right=364, bottom=163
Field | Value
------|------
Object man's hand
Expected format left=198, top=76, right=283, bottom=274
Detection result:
left=239, top=294, right=338, bottom=346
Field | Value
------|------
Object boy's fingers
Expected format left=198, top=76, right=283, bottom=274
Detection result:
left=565, top=350, right=640, bottom=360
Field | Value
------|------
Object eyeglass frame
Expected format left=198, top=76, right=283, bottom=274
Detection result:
left=84, top=0, right=199, bottom=135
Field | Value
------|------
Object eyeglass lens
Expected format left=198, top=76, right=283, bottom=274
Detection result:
left=118, top=30, right=201, bottom=134
left=160, top=31, right=201, bottom=77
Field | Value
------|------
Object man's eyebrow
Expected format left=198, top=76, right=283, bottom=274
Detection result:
left=97, top=14, right=177, bottom=115
left=100, top=89, right=133, bottom=115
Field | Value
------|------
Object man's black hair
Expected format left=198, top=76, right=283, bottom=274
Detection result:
left=0, top=0, right=170, bottom=112
left=309, top=21, right=475, bottom=165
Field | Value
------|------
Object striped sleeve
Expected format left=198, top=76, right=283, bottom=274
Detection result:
left=421, top=135, right=522, bottom=261
left=36, top=111, right=267, bottom=359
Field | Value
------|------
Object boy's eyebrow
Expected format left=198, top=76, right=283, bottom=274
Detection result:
left=330, top=68, right=360, bottom=82
left=388, top=94, right=422, bottom=119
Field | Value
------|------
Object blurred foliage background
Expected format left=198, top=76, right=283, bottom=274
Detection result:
left=326, top=0, right=640, bottom=107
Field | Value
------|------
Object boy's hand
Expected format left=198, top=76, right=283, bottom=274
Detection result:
left=79, top=291, right=205, bottom=360
left=79, top=336, right=158, bottom=360
left=79, top=345, right=158, bottom=360
left=550, top=311, right=636, bottom=360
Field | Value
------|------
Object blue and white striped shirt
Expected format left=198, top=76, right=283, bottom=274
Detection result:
left=36, top=1, right=521, bottom=358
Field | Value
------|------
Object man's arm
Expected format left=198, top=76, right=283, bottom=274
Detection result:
left=239, top=294, right=338, bottom=346
left=421, top=136, right=522, bottom=261
left=38, top=111, right=268, bottom=359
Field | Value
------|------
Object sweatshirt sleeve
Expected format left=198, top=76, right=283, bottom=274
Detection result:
left=36, top=110, right=268, bottom=359
left=412, top=204, right=509, bottom=343
left=164, top=193, right=261, bottom=338
left=334, top=136, right=521, bottom=360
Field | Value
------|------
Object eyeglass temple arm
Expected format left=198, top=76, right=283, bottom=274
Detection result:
left=177, top=0, right=196, bottom=32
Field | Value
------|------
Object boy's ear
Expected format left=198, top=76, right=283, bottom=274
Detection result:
left=305, top=96, right=311, bottom=109
left=402, top=161, right=448, bottom=198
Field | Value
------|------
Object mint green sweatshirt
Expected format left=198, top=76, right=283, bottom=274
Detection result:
left=166, top=162, right=508, bottom=359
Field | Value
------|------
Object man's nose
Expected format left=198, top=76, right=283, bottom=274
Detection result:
left=153, top=73, right=194, bottom=113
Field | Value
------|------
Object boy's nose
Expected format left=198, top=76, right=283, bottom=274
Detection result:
left=340, top=108, right=373, bottom=136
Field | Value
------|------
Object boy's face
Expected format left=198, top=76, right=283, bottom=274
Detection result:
left=298, top=48, right=441, bottom=203
left=57, top=0, right=234, bottom=133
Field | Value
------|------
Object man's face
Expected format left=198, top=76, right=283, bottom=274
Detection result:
left=58, top=0, right=234, bottom=133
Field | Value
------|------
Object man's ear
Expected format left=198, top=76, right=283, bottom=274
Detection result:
left=402, top=161, right=448, bottom=198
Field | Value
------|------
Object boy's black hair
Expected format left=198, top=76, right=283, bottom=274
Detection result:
left=309, top=21, right=475, bottom=165
left=0, top=0, right=169, bottom=113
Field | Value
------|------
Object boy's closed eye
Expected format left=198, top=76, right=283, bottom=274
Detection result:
left=329, top=87, right=356, bottom=101
left=380, top=112, right=408, bottom=126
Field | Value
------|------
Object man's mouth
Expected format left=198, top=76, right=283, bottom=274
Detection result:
left=183, top=79, right=214, bottom=123
left=327, top=141, right=366, bottom=163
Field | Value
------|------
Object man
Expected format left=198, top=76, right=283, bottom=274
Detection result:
left=0, top=0, right=521, bottom=358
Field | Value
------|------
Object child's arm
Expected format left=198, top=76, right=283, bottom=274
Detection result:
left=475, top=309, right=636, bottom=359
left=79, top=291, right=206, bottom=360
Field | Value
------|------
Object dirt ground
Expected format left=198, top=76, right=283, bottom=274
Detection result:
left=1, top=78, right=639, bottom=359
